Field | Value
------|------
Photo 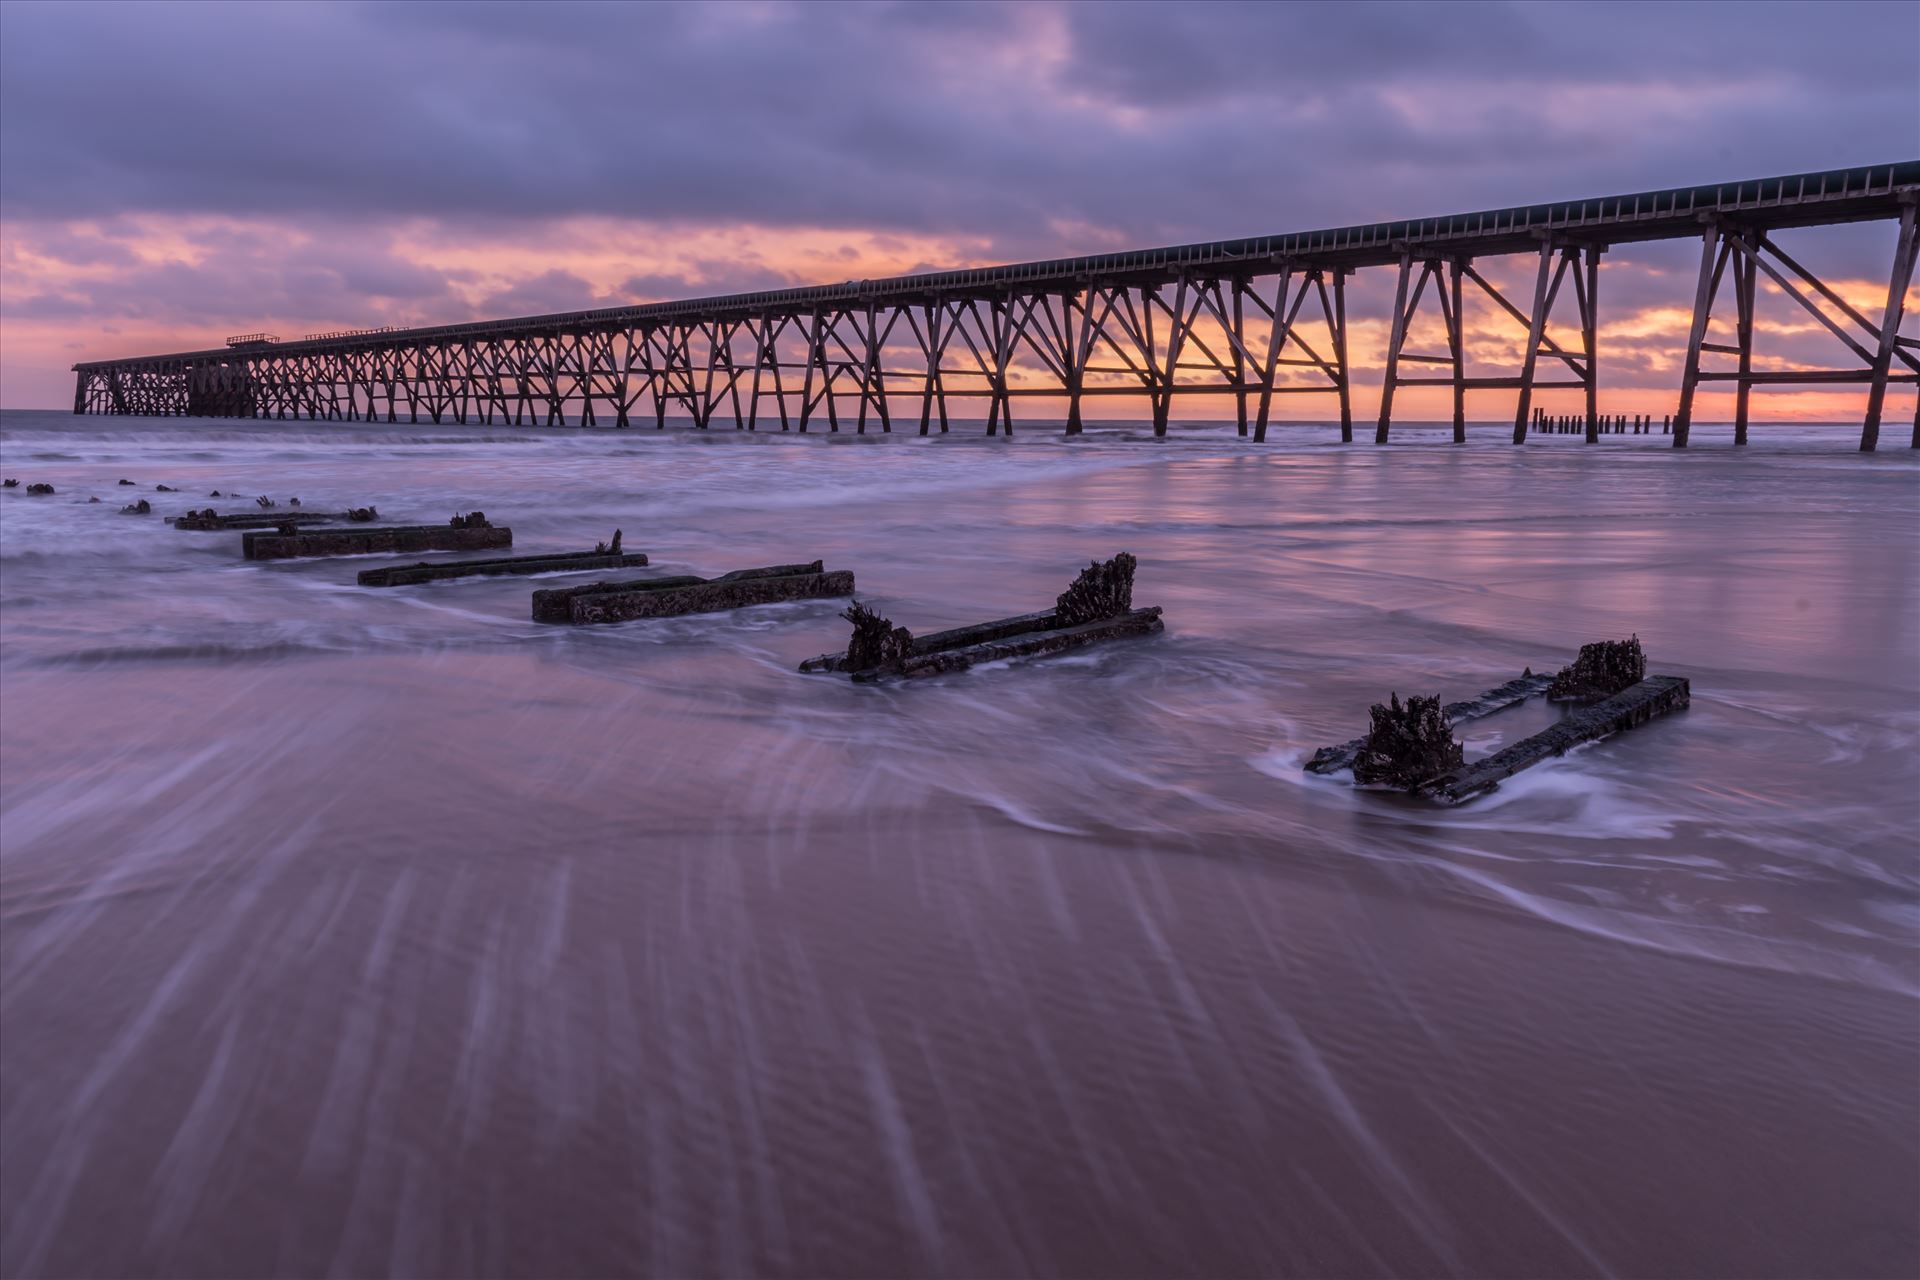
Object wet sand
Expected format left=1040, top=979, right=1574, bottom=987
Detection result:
left=2, top=413, right=1916, bottom=1277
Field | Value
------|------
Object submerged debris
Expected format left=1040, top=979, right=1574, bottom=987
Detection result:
left=1307, top=671, right=1553, bottom=774
left=594, top=528, right=624, bottom=555
left=448, top=511, right=491, bottom=529
left=1427, top=677, right=1690, bottom=804
left=121, top=499, right=152, bottom=514
left=89, top=496, right=101, bottom=503
left=346, top=506, right=379, bottom=522
left=359, top=546, right=649, bottom=587
left=1351, top=693, right=1464, bottom=789
left=25, top=483, right=54, bottom=495
left=802, top=552, right=1164, bottom=681
left=1548, top=635, right=1645, bottom=701
left=1055, top=551, right=1136, bottom=626
left=842, top=601, right=915, bottom=672
left=255, top=496, right=277, bottom=508
left=534, top=561, right=851, bottom=624
left=244, top=522, right=513, bottom=561
left=288, top=497, right=301, bottom=507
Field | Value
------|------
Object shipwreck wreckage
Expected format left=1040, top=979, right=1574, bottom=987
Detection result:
left=800, top=552, right=1164, bottom=682
left=1305, top=637, right=1690, bottom=804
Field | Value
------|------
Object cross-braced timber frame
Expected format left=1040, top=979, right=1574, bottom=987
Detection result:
left=73, top=162, right=1920, bottom=450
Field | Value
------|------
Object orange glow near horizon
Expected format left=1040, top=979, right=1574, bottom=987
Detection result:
left=3, top=212, right=1914, bottom=425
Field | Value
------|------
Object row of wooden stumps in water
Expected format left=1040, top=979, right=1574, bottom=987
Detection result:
left=1530, top=409, right=1673, bottom=436
left=70, top=486, right=1686, bottom=800
left=1305, top=636, right=1690, bottom=803
left=160, top=497, right=1159, bottom=677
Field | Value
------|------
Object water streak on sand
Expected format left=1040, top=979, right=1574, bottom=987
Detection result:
left=1, top=411, right=1916, bottom=1278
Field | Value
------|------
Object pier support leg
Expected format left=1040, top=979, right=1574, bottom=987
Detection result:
left=798, top=310, right=824, bottom=433
left=1448, top=259, right=1467, bottom=443
left=917, top=302, right=943, bottom=436
left=1231, top=280, right=1249, bottom=438
left=1582, top=246, right=1601, bottom=444
left=1151, top=275, right=1190, bottom=440
left=1734, top=243, right=1757, bottom=446
left=1673, top=224, right=1725, bottom=449
left=1376, top=253, right=1412, bottom=444
left=1333, top=271, right=1354, bottom=443
left=1512, top=239, right=1554, bottom=444
left=986, top=297, right=1013, bottom=437
left=1862, top=199, right=1918, bottom=452
left=1064, top=289, right=1093, bottom=437
left=1252, top=266, right=1295, bottom=444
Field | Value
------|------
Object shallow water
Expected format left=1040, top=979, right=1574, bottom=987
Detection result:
left=2, top=410, right=1916, bottom=1278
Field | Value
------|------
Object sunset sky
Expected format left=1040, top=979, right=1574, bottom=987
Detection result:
left=2, top=0, right=1915, bottom=420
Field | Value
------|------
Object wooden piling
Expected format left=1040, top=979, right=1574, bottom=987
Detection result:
left=358, top=550, right=649, bottom=587
left=1305, top=671, right=1554, bottom=775
left=532, top=561, right=852, bottom=625
left=172, top=510, right=344, bottom=531
left=1422, top=676, right=1690, bottom=804
left=242, top=523, right=511, bottom=561
left=863, top=609, right=1163, bottom=682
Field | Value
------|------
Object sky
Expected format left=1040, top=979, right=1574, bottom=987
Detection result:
left=2, top=0, right=1916, bottom=420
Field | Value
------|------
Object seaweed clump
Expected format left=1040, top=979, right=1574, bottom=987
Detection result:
left=842, top=601, right=914, bottom=672
left=1351, top=693, right=1463, bottom=789
left=1548, top=635, right=1645, bottom=701
left=1055, top=552, right=1137, bottom=626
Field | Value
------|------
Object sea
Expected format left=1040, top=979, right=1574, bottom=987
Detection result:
left=1, top=408, right=1915, bottom=1278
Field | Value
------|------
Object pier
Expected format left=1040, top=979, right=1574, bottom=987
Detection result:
left=71, top=163, right=1918, bottom=450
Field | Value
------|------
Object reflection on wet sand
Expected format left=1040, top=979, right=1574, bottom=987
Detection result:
left=2, top=413, right=1916, bottom=1277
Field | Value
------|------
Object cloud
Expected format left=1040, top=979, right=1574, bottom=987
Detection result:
left=0, top=0, right=1914, bottom=414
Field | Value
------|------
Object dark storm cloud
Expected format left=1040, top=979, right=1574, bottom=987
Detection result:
left=1, top=232, right=458, bottom=324
left=2, top=0, right=1914, bottom=249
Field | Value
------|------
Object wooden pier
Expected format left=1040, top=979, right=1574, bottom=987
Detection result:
left=70, top=163, right=1918, bottom=450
